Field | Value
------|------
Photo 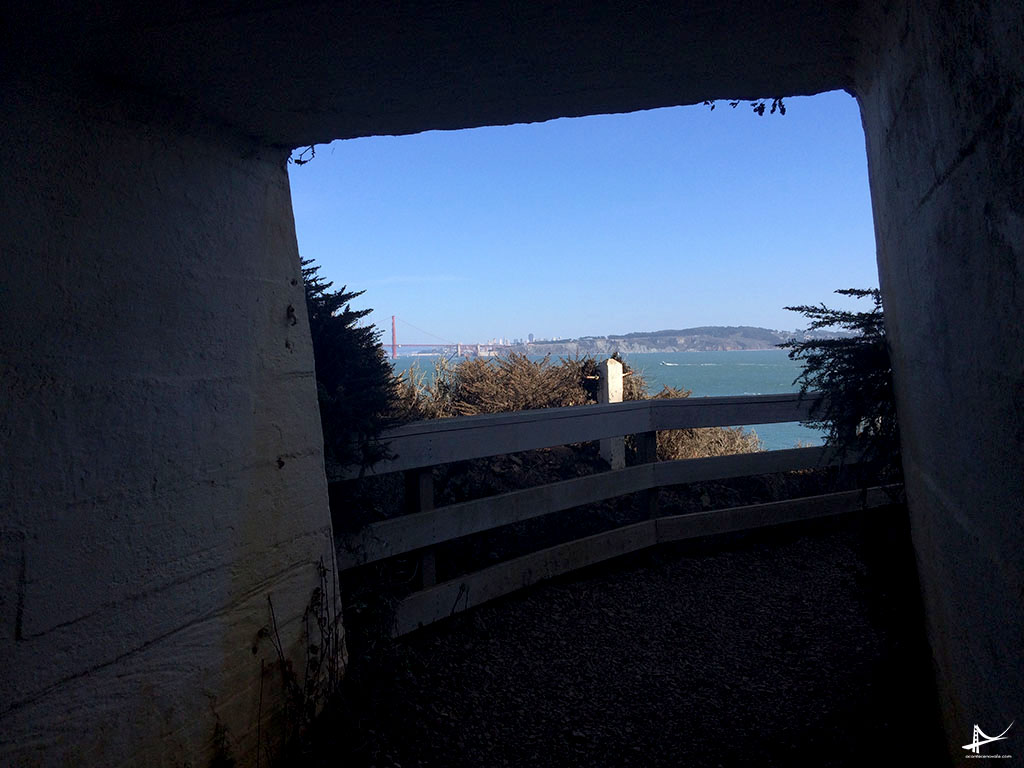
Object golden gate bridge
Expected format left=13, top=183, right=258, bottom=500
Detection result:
left=389, top=315, right=515, bottom=359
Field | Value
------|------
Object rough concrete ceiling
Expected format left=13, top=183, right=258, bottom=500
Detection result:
left=4, top=1, right=862, bottom=146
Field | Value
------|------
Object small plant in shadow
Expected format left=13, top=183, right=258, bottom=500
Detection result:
left=256, top=558, right=344, bottom=766
left=208, top=721, right=236, bottom=768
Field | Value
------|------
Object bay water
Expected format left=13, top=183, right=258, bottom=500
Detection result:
left=391, top=348, right=824, bottom=451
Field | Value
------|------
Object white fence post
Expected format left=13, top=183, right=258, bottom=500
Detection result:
left=598, top=358, right=625, bottom=469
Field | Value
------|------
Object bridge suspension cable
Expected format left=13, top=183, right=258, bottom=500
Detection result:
left=394, top=316, right=455, bottom=345
left=391, top=315, right=458, bottom=359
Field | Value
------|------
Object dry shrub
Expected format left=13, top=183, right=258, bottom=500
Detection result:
left=395, top=353, right=601, bottom=418
left=644, top=384, right=762, bottom=460
left=657, top=426, right=762, bottom=460
left=440, top=353, right=590, bottom=416
left=391, top=363, right=438, bottom=421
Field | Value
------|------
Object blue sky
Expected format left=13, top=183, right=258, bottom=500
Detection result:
left=288, top=89, right=878, bottom=344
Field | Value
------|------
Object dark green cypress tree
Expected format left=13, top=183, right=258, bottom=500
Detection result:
left=780, top=288, right=901, bottom=477
left=302, top=258, right=396, bottom=470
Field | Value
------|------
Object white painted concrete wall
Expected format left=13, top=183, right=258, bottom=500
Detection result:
left=856, top=0, right=1023, bottom=752
left=0, top=79, right=337, bottom=766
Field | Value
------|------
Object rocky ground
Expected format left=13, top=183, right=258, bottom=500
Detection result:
left=297, top=509, right=947, bottom=767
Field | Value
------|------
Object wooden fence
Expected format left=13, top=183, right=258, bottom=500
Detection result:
left=330, top=391, right=898, bottom=636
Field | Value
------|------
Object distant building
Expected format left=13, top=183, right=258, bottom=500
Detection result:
left=528, top=333, right=534, bottom=342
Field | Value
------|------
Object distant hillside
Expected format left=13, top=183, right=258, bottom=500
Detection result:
left=509, top=326, right=852, bottom=355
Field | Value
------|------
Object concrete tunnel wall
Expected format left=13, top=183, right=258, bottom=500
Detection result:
left=0, top=80, right=337, bottom=766
left=855, top=1, right=1023, bottom=753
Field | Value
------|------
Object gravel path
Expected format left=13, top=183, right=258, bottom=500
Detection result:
left=308, top=511, right=946, bottom=767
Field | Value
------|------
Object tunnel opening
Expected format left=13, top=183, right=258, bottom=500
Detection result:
left=283, top=91, right=945, bottom=766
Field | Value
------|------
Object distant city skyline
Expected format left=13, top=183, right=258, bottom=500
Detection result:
left=289, top=90, right=878, bottom=344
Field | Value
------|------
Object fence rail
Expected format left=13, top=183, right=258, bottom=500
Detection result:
left=329, top=392, right=824, bottom=481
left=393, top=487, right=899, bottom=636
left=329, top=390, right=897, bottom=637
left=337, top=445, right=839, bottom=570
